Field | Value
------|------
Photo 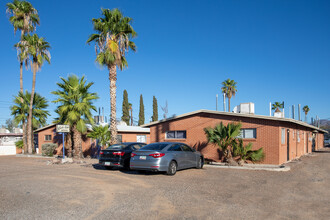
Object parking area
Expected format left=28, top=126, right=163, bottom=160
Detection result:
left=1, top=147, right=330, bottom=220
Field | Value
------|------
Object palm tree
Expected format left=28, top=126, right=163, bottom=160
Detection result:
left=233, top=139, right=265, bottom=165
left=272, top=101, right=284, bottom=112
left=302, top=105, right=310, bottom=122
left=204, top=122, right=242, bottom=164
left=87, top=8, right=137, bottom=145
left=11, top=91, right=49, bottom=152
left=52, top=75, right=99, bottom=158
left=6, top=0, right=40, bottom=94
left=221, top=79, right=237, bottom=112
left=21, top=34, right=50, bottom=154
left=87, top=124, right=110, bottom=149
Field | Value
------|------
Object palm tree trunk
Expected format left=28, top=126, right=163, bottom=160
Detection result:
left=73, top=125, right=83, bottom=159
left=22, top=121, right=27, bottom=153
left=27, top=61, right=37, bottom=154
left=130, top=108, right=133, bottom=126
left=228, top=98, right=231, bottom=112
left=109, top=65, right=118, bottom=145
left=305, top=113, right=307, bottom=122
left=66, top=131, right=73, bottom=157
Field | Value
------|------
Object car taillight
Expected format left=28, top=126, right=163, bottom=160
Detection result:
left=149, top=153, right=165, bottom=158
left=113, top=152, right=125, bottom=156
left=100, top=152, right=104, bottom=155
left=131, top=153, right=137, bottom=157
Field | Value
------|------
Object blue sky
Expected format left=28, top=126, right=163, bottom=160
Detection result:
left=0, top=0, right=329, bottom=126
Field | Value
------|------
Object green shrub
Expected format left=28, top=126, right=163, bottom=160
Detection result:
left=15, top=140, right=23, bottom=149
left=42, top=143, right=58, bottom=156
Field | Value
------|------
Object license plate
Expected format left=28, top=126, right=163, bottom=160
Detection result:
left=139, top=156, right=146, bottom=160
left=105, top=162, right=111, bottom=166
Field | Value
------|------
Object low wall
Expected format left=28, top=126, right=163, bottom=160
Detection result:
left=0, top=146, right=16, bottom=156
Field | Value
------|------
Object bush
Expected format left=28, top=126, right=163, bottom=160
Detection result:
left=15, top=140, right=23, bottom=149
left=42, top=143, right=58, bottom=156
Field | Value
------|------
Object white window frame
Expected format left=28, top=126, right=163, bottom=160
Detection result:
left=281, top=128, right=285, bottom=144
left=165, top=131, right=187, bottom=139
left=45, top=135, right=52, bottom=141
left=238, top=128, right=257, bottom=139
left=136, top=135, right=146, bottom=143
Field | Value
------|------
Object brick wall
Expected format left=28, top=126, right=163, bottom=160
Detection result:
left=118, top=132, right=150, bottom=144
left=149, top=112, right=325, bottom=165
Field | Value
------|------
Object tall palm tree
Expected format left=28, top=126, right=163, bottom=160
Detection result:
left=302, top=105, right=310, bottom=122
left=11, top=91, right=49, bottom=152
left=21, top=33, right=51, bottom=154
left=204, top=122, right=242, bottom=164
left=52, top=75, right=99, bottom=158
left=87, top=8, right=137, bottom=145
left=6, top=0, right=40, bottom=94
left=221, top=79, right=237, bottom=112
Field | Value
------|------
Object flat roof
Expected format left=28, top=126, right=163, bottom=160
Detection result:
left=142, top=109, right=327, bottom=133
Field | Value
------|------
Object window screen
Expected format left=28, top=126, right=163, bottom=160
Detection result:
left=281, top=128, right=285, bottom=144
left=166, top=131, right=186, bottom=139
left=45, top=135, right=52, bottom=141
left=238, top=129, right=256, bottom=139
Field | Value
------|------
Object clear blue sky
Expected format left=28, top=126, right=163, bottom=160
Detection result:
left=0, top=0, right=329, bottom=126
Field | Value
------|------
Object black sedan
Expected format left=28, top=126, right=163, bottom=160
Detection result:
left=99, top=142, right=146, bottom=170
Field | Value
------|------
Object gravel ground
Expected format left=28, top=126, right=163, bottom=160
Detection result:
left=0, top=147, right=330, bottom=220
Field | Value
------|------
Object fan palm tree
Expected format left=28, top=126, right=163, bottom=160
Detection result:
left=204, top=122, right=242, bottom=164
left=11, top=91, right=49, bottom=152
left=87, top=124, right=110, bottom=149
left=233, top=139, right=265, bottom=165
left=302, top=105, right=310, bottom=122
left=272, top=101, right=284, bottom=112
left=6, top=0, right=39, bottom=94
left=87, top=8, right=137, bottom=145
left=21, top=33, right=50, bottom=154
left=52, top=75, right=99, bottom=158
left=221, top=79, right=237, bottom=112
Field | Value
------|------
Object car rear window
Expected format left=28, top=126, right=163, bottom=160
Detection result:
left=106, top=144, right=125, bottom=150
left=140, top=143, right=168, bottom=151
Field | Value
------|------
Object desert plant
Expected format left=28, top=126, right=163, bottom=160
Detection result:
left=272, top=102, right=284, bottom=112
left=204, top=122, right=242, bottom=164
left=41, top=143, right=57, bottom=156
left=233, top=139, right=265, bottom=165
left=15, top=139, right=23, bottom=149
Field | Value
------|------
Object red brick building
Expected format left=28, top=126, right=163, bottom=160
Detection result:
left=34, top=124, right=150, bottom=157
left=142, top=110, right=326, bottom=165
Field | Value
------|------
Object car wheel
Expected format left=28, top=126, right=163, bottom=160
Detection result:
left=104, top=166, right=113, bottom=170
left=196, top=157, right=203, bottom=169
left=166, top=161, right=177, bottom=176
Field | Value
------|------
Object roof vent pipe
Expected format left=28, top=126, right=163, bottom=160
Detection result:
left=292, top=105, right=295, bottom=119
left=223, top=93, right=226, bottom=112
left=269, top=102, right=272, bottom=116
left=298, top=104, right=301, bottom=121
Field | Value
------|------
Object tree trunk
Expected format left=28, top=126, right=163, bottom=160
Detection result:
left=27, top=61, right=37, bottom=154
left=65, top=131, right=73, bottom=158
left=228, top=98, right=231, bottom=112
left=130, top=108, right=133, bottom=126
left=109, top=65, right=118, bottom=145
left=22, top=121, right=27, bottom=153
left=72, top=125, right=83, bottom=159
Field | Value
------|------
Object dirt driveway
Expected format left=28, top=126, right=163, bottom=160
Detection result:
left=1, top=148, right=330, bottom=220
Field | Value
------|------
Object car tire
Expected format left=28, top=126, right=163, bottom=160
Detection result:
left=104, top=166, right=113, bottom=170
left=196, top=157, right=203, bottom=169
left=166, top=161, right=177, bottom=176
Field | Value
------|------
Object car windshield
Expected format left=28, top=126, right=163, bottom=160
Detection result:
left=140, top=143, right=168, bottom=151
left=106, top=144, right=125, bottom=150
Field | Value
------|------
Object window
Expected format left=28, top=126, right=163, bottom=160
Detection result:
left=297, top=131, right=300, bottom=142
left=238, top=129, right=256, bottom=139
left=166, top=131, right=186, bottom=139
left=45, top=135, right=52, bottom=141
left=131, top=144, right=142, bottom=151
left=137, top=135, right=146, bottom=143
left=116, top=135, right=122, bottom=143
left=107, top=144, right=125, bottom=150
left=181, top=145, right=194, bottom=152
left=281, top=128, right=285, bottom=144
left=140, top=143, right=168, bottom=151
left=168, top=144, right=182, bottom=152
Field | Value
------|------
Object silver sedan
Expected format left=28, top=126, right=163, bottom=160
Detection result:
left=130, top=142, right=204, bottom=175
